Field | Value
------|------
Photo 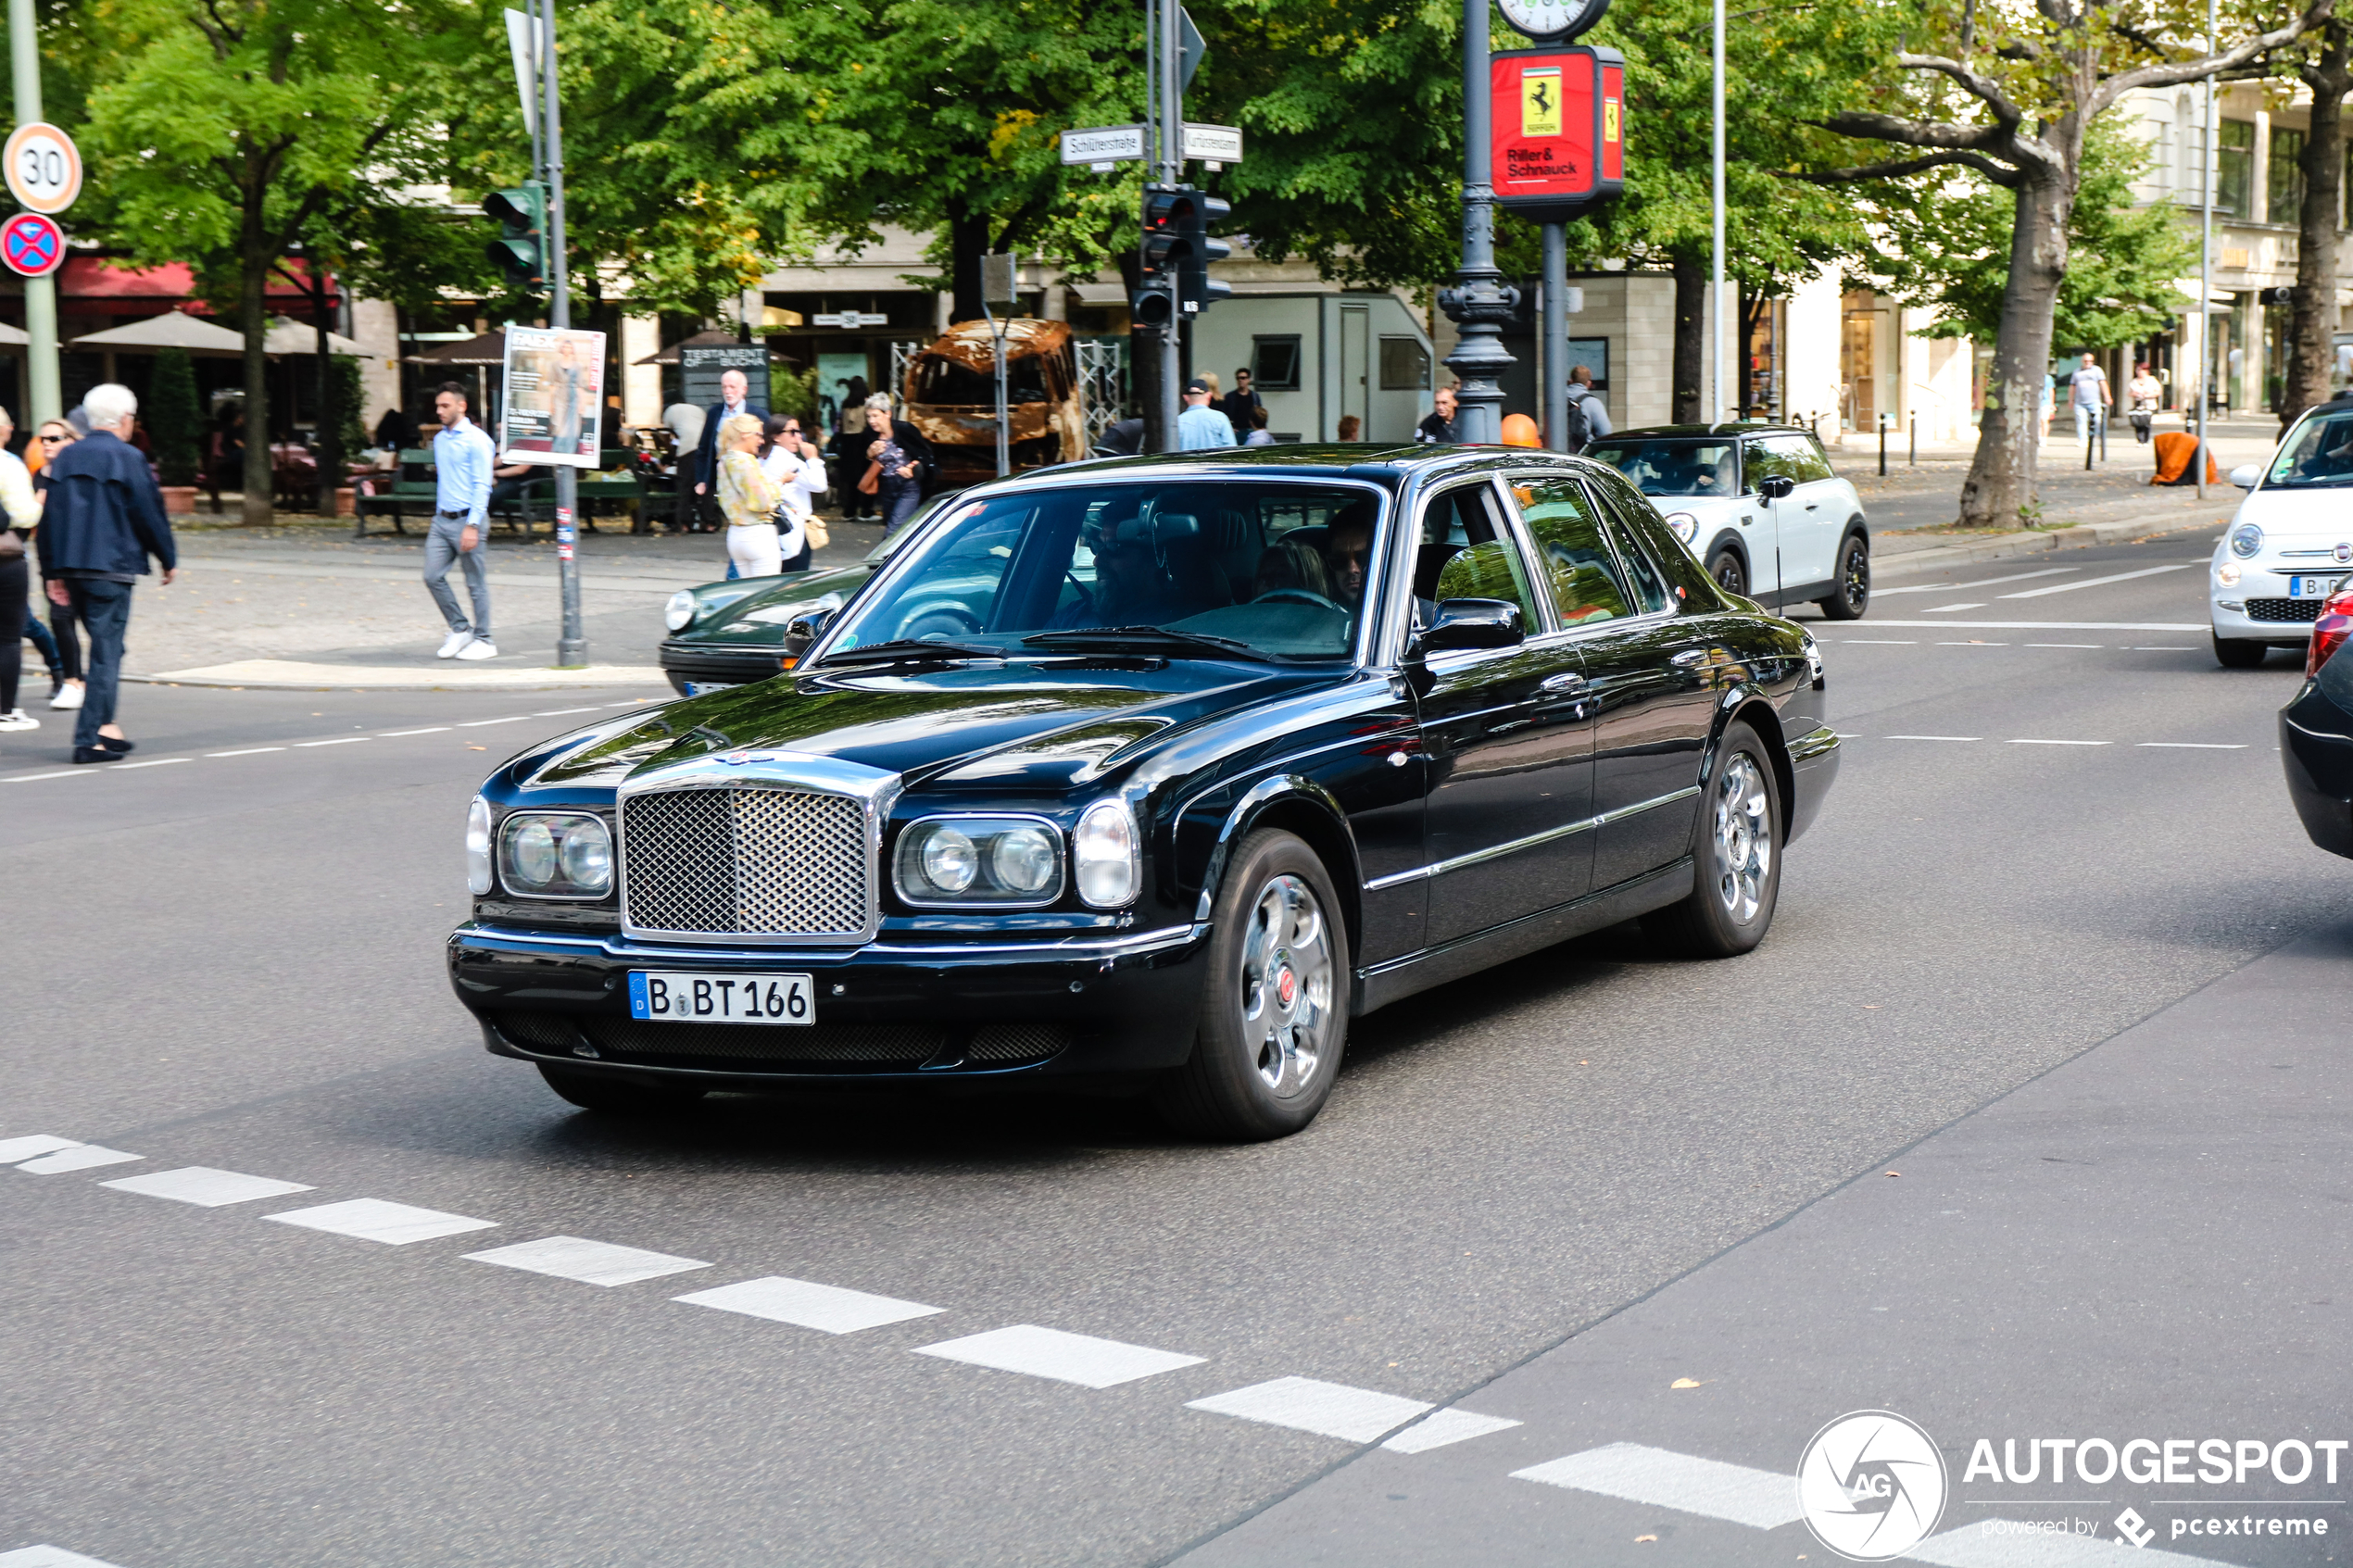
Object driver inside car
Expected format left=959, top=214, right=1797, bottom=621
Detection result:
left=1323, top=503, right=1376, bottom=613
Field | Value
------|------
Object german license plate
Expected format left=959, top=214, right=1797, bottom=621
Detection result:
left=683, top=680, right=741, bottom=696
left=627, top=971, right=812, bottom=1024
left=2289, top=574, right=2347, bottom=598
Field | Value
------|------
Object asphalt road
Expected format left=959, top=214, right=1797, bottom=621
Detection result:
left=5, top=526, right=2347, bottom=1568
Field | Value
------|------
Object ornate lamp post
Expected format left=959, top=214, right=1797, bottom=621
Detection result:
left=1438, top=0, right=1516, bottom=446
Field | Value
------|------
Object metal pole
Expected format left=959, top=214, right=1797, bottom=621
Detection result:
left=1158, top=0, right=1181, bottom=451
left=1908, top=414, right=1917, bottom=465
left=1878, top=415, right=1887, bottom=476
left=542, top=0, right=584, bottom=667
left=1541, top=223, right=1566, bottom=449
left=1436, top=0, right=1512, bottom=444
left=1710, top=0, right=1727, bottom=421
left=2196, top=0, right=2215, bottom=500
left=9, top=0, right=57, bottom=427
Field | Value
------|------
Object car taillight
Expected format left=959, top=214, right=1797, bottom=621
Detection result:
left=2309, top=587, right=2353, bottom=677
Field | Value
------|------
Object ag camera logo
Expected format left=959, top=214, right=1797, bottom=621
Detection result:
left=1797, top=1410, right=1949, bottom=1561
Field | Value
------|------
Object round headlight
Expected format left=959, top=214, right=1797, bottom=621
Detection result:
left=1074, top=799, right=1139, bottom=909
left=2231, top=522, right=2263, bottom=558
left=665, top=589, right=698, bottom=632
left=990, top=825, right=1059, bottom=895
left=1663, top=510, right=1700, bottom=545
left=2215, top=560, right=2243, bottom=587
left=510, top=819, right=559, bottom=888
left=465, top=797, right=493, bottom=896
left=919, top=825, right=978, bottom=893
left=559, top=817, right=613, bottom=893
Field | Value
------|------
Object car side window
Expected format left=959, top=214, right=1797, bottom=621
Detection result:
left=1416, top=482, right=1539, bottom=628
left=1754, top=434, right=1830, bottom=485
left=1798, top=435, right=1837, bottom=483
left=1505, top=476, right=1634, bottom=626
left=1581, top=465, right=1715, bottom=601
left=1587, top=489, right=1673, bottom=615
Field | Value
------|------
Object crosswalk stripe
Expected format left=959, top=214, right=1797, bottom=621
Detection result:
left=0, top=1134, right=88, bottom=1163
left=1381, top=1407, right=1524, bottom=1452
left=1905, top=1522, right=2228, bottom=1565
left=1511, top=1442, right=1804, bottom=1529
left=462, top=1236, right=711, bottom=1286
left=673, top=1275, right=945, bottom=1334
left=265, top=1198, right=498, bottom=1245
left=12, top=1146, right=141, bottom=1173
left=1188, top=1376, right=1433, bottom=1442
left=0, top=1547, right=138, bottom=1567
left=99, top=1167, right=315, bottom=1207
left=913, top=1324, right=1204, bottom=1388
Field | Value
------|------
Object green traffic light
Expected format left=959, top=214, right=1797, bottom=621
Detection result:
left=483, top=183, right=547, bottom=295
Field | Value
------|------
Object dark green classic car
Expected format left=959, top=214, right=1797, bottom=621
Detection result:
left=659, top=529, right=910, bottom=696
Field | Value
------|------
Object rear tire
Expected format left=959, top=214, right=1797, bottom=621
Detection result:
left=537, top=1063, right=708, bottom=1116
left=1706, top=546, right=1749, bottom=598
left=1152, top=829, right=1349, bottom=1142
left=2212, top=634, right=2268, bottom=669
left=1816, top=532, right=1870, bottom=620
left=1645, top=721, right=1782, bottom=959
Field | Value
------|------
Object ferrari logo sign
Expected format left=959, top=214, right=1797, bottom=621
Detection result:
left=1522, top=68, right=1564, bottom=137
left=1491, top=45, right=1626, bottom=220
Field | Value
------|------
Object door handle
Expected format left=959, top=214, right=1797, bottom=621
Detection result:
left=1670, top=649, right=1706, bottom=666
left=1541, top=671, right=1586, bottom=692
left=1805, top=503, right=1820, bottom=510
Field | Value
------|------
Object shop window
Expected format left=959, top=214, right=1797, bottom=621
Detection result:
left=2217, top=119, right=2255, bottom=218
left=2270, top=126, right=2306, bottom=225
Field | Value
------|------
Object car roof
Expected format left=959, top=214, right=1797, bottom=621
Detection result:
left=1593, top=423, right=1814, bottom=440
left=985, top=444, right=1599, bottom=491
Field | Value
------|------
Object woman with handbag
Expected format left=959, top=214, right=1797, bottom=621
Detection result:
left=715, top=412, right=787, bottom=579
left=760, top=413, right=830, bottom=572
left=0, top=404, right=43, bottom=734
left=860, top=394, right=933, bottom=539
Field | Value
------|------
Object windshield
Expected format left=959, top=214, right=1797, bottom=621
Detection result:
left=2267, top=408, right=2353, bottom=488
left=820, top=480, right=1384, bottom=662
left=1580, top=438, right=1738, bottom=498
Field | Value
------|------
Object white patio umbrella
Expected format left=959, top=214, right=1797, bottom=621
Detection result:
left=70, top=311, right=245, bottom=358
left=263, top=315, right=365, bottom=356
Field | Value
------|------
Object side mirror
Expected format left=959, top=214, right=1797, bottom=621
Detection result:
left=2230, top=464, right=2261, bottom=491
left=1757, top=474, right=1797, bottom=500
left=1419, top=598, right=1525, bottom=652
left=781, top=607, right=835, bottom=667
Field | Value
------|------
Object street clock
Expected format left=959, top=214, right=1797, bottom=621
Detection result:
left=1498, top=0, right=1608, bottom=44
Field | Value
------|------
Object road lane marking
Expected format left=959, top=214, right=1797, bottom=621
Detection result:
left=1188, top=1376, right=1434, bottom=1442
left=2142, top=742, right=2247, bottom=748
left=2025, top=643, right=2103, bottom=648
left=1837, top=638, right=1918, bottom=644
left=913, top=1324, right=1205, bottom=1388
left=1886, top=734, right=1980, bottom=742
left=1381, top=1407, right=1526, bottom=1452
left=207, top=746, right=285, bottom=757
left=462, top=1236, right=711, bottom=1286
left=1924, top=603, right=1987, bottom=612
left=1906, top=1522, right=2229, bottom=1565
left=378, top=726, right=451, bottom=736
left=1511, top=1442, right=1805, bottom=1529
left=100, top=1167, right=315, bottom=1207
left=2130, top=646, right=2196, bottom=651
left=1878, top=568, right=2082, bottom=596
left=0, top=1135, right=85, bottom=1162
left=110, top=758, right=189, bottom=770
left=294, top=736, right=371, bottom=747
left=265, top=1198, right=498, bottom=1246
left=1842, top=621, right=2205, bottom=631
left=12, top=1145, right=142, bottom=1173
left=2009, top=739, right=2110, bottom=746
left=534, top=707, right=602, bottom=717
left=0, top=770, right=83, bottom=783
left=673, top=1275, right=947, bottom=1335
left=1999, top=563, right=2198, bottom=598
left=0, top=1547, right=140, bottom=1567
left=458, top=716, right=534, bottom=727
left=1936, top=641, right=2009, bottom=646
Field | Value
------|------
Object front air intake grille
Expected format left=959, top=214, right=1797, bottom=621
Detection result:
left=970, top=1024, right=1071, bottom=1060
left=495, top=1011, right=1070, bottom=1070
left=2247, top=597, right=2325, bottom=624
left=621, top=786, right=870, bottom=937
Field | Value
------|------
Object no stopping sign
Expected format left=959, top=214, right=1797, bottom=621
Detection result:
left=2, top=212, right=66, bottom=277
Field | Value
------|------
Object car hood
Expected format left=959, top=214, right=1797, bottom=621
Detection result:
left=527, top=659, right=1332, bottom=792
left=2237, top=488, right=2353, bottom=545
left=683, top=563, right=875, bottom=646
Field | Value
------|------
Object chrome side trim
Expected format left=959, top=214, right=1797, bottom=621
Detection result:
left=455, top=921, right=1208, bottom=964
left=1363, top=784, right=1702, bottom=891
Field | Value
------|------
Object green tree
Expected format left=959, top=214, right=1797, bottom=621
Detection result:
left=77, top=0, right=460, bottom=522
left=146, top=346, right=201, bottom=487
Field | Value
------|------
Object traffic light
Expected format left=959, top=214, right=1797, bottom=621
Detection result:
left=1173, top=189, right=1231, bottom=315
left=1132, top=187, right=1183, bottom=328
left=484, top=183, right=547, bottom=296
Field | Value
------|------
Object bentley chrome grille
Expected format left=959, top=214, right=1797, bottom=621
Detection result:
left=621, top=785, right=872, bottom=938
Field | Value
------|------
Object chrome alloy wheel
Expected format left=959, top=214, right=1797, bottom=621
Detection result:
left=1236, top=872, right=1335, bottom=1099
left=1712, top=752, right=1773, bottom=922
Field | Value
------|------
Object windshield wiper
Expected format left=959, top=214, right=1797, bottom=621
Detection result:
left=1023, top=626, right=1286, bottom=662
left=819, top=638, right=1006, bottom=666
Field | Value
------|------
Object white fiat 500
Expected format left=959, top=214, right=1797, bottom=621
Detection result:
left=2210, top=394, right=2353, bottom=668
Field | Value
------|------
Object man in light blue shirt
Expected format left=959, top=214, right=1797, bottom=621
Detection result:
left=424, top=380, right=499, bottom=659
left=1176, top=378, right=1236, bottom=450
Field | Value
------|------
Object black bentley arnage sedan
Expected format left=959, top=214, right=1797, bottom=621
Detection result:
left=448, top=445, right=1840, bottom=1140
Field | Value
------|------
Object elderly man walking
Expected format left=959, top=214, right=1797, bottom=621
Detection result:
left=423, top=380, right=498, bottom=660
left=35, top=383, right=175, bottom=764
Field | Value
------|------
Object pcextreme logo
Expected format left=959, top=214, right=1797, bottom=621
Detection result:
left=1796, top=1411, right=1949, bottom=1561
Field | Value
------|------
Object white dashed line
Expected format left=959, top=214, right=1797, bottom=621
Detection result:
left=2129, top=646, right=2196, bottom=651
left=0, top=1546, right=139, bottom=1568
left=1382, top=1407, right=1527, bottom=1452
left=111, top=758, right=190, bottom=770
left=2024, top=643, right=2103, bottom=648
left=1511, top=1442, right=1804, bottom=1529
left=1935, top=640, right=2009, bottom=646
left=1189, top=1377, right=1435, bottom=1442
left=12, top=1145, right=142, bottom=1173
left=2142, top=742, right=2248, bottom=748
left=458, top=716, right=534, bottom=727
left=266, top=1198, right=499, bottom=1245
left=1886, top=734, right=1981, bottom=742
left=1876, top=567, right=2082, bottom=596
left=2009, top=738, right=2110, bottom=746
left=1836, top=638, right=1917, bottom=644
left=1923, top=602, right=1987, bottom=612
left=913, top=1324, right=1205, bottom=1388
left=0, top=1135, right=85, bottom=1162
left=463, top=1236, right=711, bottom=1286
left=673, top=1275, right=947, bottom=1334
left=2000, top=562, right=2197, bottom=597
left=1, top=771, right=85, bottom=783
left=534, top=707, right=602, bottom=716
left=378, top=726, right=452, bottom=736
left=207, top=746, right=286, bottom=757
left=100, top=1167, right=315, bottom=1207
left=295, top=736, right=371, bottom=747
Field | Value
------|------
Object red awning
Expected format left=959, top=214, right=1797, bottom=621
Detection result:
left=58, top=258, right=332, bottom=307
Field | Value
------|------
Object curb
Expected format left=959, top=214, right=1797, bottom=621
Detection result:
left=1871, top=509, right=2223, bottom=580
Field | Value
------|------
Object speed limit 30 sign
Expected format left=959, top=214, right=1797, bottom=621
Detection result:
left=4, top=123, right=82, bottom=215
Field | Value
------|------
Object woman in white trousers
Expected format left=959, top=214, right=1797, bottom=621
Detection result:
left=715, top=412, right=786, bottom=577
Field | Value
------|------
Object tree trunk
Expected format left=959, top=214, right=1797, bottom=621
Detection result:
left=946, top=202, right=989, bottom=327
left=1957, top=171, right=2072, bottom=528
left=314, top=273, right=339, bottom=517
left=2286, top=22, right=2351, bottom=428
left=1669, top=248, right=1705, bottom=423
left=240, top=228, right=273, bottom=526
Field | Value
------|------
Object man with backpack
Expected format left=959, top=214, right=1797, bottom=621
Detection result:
left=1564, top=365, right=1612, bottom=454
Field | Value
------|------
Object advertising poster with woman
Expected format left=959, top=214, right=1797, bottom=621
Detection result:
left=500, top=326, right=606, bottom=466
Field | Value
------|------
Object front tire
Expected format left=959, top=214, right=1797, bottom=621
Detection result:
left=1153, top=829, right=1349, bottom=1141
left=1817, top=532, right=1870, bottom=620
left=1706, top=546, right=1749, bottom=598
left=1646, top=721, right=1782, bottom=959
left=537, top=1063, right=709, bottom=1116
left=2212, top=634, right=2268, bottom=669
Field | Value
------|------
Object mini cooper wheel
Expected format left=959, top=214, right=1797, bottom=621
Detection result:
left=538, top=1063, right=708, bottom=1117
left=1646, top=720, right=1782, bottom=958
left=1706, top=546, right=1749, bottom=598
left=1154, top=828, right=1350, bottom=1141
left=1817, top=533, right=1870, bottom=620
